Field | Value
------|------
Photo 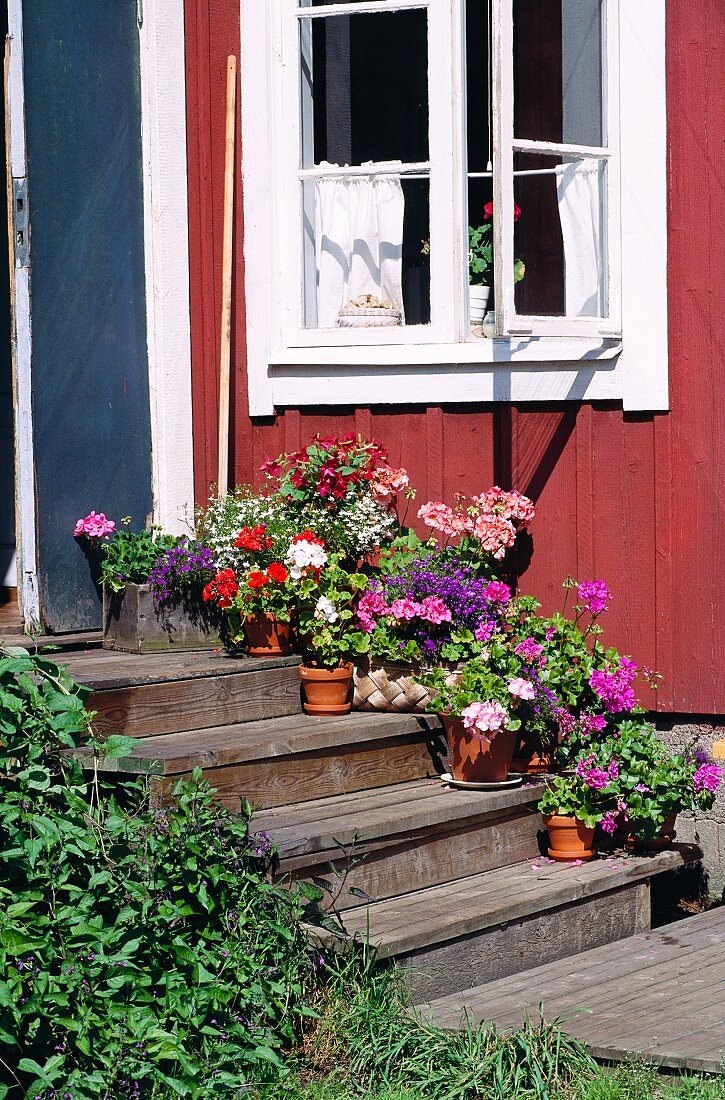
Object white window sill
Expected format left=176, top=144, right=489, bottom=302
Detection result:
left=259, top=337, right=626, bottom=412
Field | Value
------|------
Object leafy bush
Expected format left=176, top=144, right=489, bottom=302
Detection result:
left=99, top=526, right=177, bottom=592
left=0, top=644, right=315, bottom=1098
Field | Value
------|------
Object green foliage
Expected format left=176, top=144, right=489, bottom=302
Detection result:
left=290, top=947, right=596, bottom=1099
left=0, top=644, right=316, bottom=1098
left=538, top=773, right=615, bottom=829
left=468, top=224, right=525, bottom=287
left=296, top=557, right=370, bottom=669
left=419, top=649, right=524, bottom=731
left=99, top=526, right=177, bottom=592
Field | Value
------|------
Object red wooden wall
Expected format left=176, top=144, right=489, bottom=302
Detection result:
left=184, top=0, right=724, bottom=715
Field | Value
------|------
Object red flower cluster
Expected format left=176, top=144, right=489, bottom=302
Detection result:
left=261, top=434, right=390, bottom=506
left=202, top=568, right=239, bottom=609
left=234, top=524, right=273, bottom=552
left=247, top=562, right=288, bottom=589
left=483, top=201, right=522, bottom=223
left=292, top=529, right=325, bottom=547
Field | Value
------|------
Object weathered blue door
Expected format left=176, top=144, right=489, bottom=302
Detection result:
left=21, top=0, right=153, bottom=631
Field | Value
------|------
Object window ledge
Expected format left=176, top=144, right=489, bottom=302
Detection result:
left=268, top=336, right=622, bottom=368
left=254, top=338, right=626, bottom=414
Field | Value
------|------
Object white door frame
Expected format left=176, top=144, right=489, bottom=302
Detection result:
left=6, top=0, right=38, bottom=628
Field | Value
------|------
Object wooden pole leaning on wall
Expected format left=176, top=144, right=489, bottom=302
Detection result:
left=217, top=55, right=237, bottom=497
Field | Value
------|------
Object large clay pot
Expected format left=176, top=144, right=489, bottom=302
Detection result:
left=299, top=662, right=353, bottom=716
left=244, top=613, right=293, bottom=657
left=511, top=752, right=553, bottom=775
left=443, top=716, right=517, bottom=783
left=545, top=814, right=595, bottom=862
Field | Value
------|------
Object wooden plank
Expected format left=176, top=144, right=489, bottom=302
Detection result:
left=63, top=647, right=298, bottom=690
left=91, top=664, right=302, bottom=737
left=290, top=810, right=542, bottom=909
left=260, top=780, right=544, bottom=857
left=402, top=883, right=650, bottom=1004
left=79, top=713, right=444, bottom=772
left=341, top=850, right=694, bottom=955
left=159, top=733, right=444, bottom=810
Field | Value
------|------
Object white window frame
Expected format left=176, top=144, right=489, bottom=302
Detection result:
left=240, top=0, right=668, bottom=414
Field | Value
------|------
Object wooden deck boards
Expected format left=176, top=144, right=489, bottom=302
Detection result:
left=422, top=907, right=725, bottom=1074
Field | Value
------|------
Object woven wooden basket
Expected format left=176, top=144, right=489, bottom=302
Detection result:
left=353, top=660, right=435, bottom=713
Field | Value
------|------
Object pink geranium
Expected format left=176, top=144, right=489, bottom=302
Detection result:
left=508, top=677, right=535, bottom=701
left=417, top=596, right=452, bottom=625
left=389, top=597, right=421, bottom=621
left=356, top=589, right=389, bottom=633
left=73, top=511, right=116, bottom=540
left=483, top=580, right=511, bottom=603
left=417, top=501, right=460, bottom=537
left=370, top=464, right=409, bottom=506
left=461, top=700, right=509, bottom=746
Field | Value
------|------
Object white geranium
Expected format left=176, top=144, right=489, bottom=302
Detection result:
left=285, top=538, right=328, bottom=580
left=314, top=595, right=338, bottom=624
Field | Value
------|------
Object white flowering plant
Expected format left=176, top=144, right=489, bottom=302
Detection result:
left=295, top=556, right=371, bottom=669
left=194, top=488, right=298, bottom=573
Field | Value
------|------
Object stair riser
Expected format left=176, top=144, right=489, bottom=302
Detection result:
left=281, top=807, right=544, bottom=907
left=159, top=733, right=444, bottom=810
left=403, top=880, right=650, bottom=1003
left=91, top=665, right=302, bottom=737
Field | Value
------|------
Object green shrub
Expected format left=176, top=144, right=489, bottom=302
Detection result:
left=0, top=644, right=315, bottom=1098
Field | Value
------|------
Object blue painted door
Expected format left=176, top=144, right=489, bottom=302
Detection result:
left=21, top=1, right=153, bottom=631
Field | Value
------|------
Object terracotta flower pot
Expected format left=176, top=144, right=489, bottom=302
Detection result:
left=299, top=662, right=353, bottom=716
left=544, top=814, right=595, bottom=862
left=511, top=752, right=553, bottom=775
left=625, top=811, right=678, bottom=853
left=443, top=716, right=517, bottom=783
left=244, top=613, right=293, bottom=657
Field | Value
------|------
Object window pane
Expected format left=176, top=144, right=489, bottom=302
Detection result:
left=300, top=10, right=429, bottom=167
left=513, top=152, right=608, bottom=318
left=301, top=177, right=430, bottom=328
left=513, top=0, right=604, bottom=147
left=466, top=0, right=493, bottom=173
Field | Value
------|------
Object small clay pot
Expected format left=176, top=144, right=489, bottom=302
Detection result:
left=545, top=814, right=595, bottom=862
left=244, top=613, right=293, bottom=657
left=299, top=662, right=353, bottom=716
left=625, top=811, right=678, bottom=853
left=443, top=716, right=517, bottom=783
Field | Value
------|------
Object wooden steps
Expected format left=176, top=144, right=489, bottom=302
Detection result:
left=76, top=713, right=446, bottom=811
left=420, top=907, right=725, bottom=1074
left=256, top=777, right=546, bottom=906
left=331, top=847, right=698, bottom=1001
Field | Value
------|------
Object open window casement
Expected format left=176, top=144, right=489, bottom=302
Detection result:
left=492, top=0, right=621, bottom=340
left=240, top=0, right=667, bottom=413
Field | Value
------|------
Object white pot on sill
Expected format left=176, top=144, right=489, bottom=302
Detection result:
left=469, top=283, right=491, bottom=324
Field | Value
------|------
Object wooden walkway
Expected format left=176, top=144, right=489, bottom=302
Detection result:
left=423, top=907, right=725, bottom=1074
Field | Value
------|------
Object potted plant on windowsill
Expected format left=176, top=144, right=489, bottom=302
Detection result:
left=468, top=201, right=525, bottom=325
left=295, top=557, right=369, bottom=715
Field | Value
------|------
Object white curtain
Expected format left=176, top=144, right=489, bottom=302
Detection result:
left=555, top=158, right=603, bottom=317
left=314, top=174, right=405, bottom=326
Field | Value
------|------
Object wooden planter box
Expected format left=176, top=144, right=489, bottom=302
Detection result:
left=102, top=583, right=222, bottom=654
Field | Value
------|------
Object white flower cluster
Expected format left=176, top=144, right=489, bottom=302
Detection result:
left=195, top=492, right=277, bottom=572
left=299, top=495, right=395, bottom=558
left=314, top=595, right=338, bottom=623
left=285, top=538, right=328, bottom=580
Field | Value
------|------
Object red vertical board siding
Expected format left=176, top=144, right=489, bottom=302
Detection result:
left=184, top=0, right=724, bottom=715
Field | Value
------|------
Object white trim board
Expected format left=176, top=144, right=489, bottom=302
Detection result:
left=6, top=0, right=39, bottom=627
left=139, top=0, right=195, bottom=533
left=240, top=0, right=668, bottom=415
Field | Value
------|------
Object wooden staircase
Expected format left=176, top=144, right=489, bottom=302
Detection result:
left=64, top=647, right=701, bottom=1011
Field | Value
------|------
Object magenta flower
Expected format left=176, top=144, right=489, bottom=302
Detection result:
left=600, top=811, right=618, bottom=835
left=578, top=579, right=613, bottom=615
left=482, top=581, right=511, bottom=603
left=417, top=596, right=452, bottom=625
left=389, top=597, right=421, bottom=621
left=589, top=658, right=638, bottom=713
left=475, top=621, right=495, bottom=643
left=515, top=638, right=544, bottom=663
left=73, top=511, right=116, bottom=540
left=693, top=762, right=723, bottom=795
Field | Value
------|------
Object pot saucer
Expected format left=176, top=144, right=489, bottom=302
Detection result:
left=440, top=772, right=523, bottom=791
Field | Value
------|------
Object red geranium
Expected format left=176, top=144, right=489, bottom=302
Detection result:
left=292, top=529, right=325, bottom=546
left=266, top=562, right=288, bottom=583
left=483, top=201, right=522, bottom=223
left=234, top=524, right=273, bottom=552
left=247, top=571, right=269, bottom=589
left=202, top=568, right=239, bottom=609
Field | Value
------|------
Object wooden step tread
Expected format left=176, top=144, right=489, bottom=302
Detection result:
left=256, top=776, right=545, bottom=860
left=73, top=712, right=444, bottom=774
left=420, top=907, right=725, bottom=1074
left=1, top=631, right=102, bottom=651
left=60, top=647, right=299, bottom=690
left=338, top=847, right=699, bottom=956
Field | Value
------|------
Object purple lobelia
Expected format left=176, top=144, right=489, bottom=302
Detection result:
left=148, top=537, right=217, bottom=608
